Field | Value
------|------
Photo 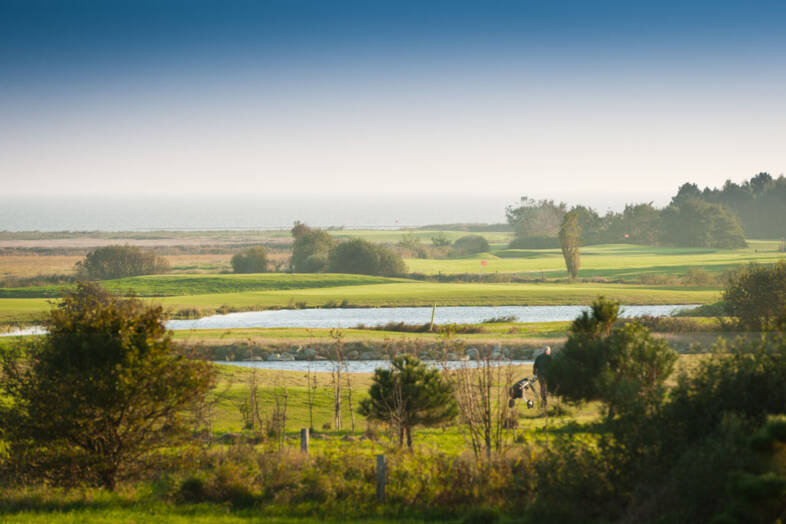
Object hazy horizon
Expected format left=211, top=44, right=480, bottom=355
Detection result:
left=1, top=190, right=676, bottom=231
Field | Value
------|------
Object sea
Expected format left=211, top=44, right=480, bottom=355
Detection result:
left=0, top=192, right=667, bottom=232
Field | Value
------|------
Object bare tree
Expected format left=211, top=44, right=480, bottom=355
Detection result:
left=448, top=348, right=515, bottom=460
left=329, top=328, right=345, bottom=430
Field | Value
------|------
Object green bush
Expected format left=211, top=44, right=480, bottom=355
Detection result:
left=0, top=282, right=215, bottom=489
left=548, top=297, right=677, bottom=418
left=231, top=246, right=268, bottom=273
left=723, top=261, right=786, bottom=330
left=452, top=235, right=489, bottom=256
left=328, top=239, right=406, bottom=277
left=75, top=245, right=169, bottom=279
left=291, top=225, right=335, bottom=273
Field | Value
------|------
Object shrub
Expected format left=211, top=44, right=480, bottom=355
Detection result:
left=548, top=297, right=677, bottom=417
left=358, top=355, right=457, bottom=448
left=291, top=225, right=335, bottom=273
left=75, top=245, right=169, bottom=279
left=328, top=239, right=406, bottom=277
left=723, top=261, right=786, bottom=330
left=231, top=246, right=268, bottom=273
left=0, top=282, right=215, bottom=489
left=452, top=235, right=489, bottom=256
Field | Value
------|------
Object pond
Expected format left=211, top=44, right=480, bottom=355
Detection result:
left=217, top=359, right=534, bottom=373
left=168, top=304, right=697, bottom=331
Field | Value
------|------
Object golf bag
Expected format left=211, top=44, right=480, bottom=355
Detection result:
left=509, top=376, right=537, bottom=409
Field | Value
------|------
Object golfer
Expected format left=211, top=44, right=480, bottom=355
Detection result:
left=533, top=346, right=552, bottom=408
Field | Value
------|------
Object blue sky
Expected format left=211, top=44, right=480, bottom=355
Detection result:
left=2, top=0, right=785, bottom=203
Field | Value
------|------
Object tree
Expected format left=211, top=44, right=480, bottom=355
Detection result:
left=660, top=198, right=747, bottom=249
left=452, top=235, right=490, bottom=256
left=291, top=226, right=335, bottom=273
left=75, top=245, right=169, bottom=280
left=559, top=210, right=581, bottom=279
left=327, top=239, right=406, bottom=277
left=358, top=355, right=457, bottom=448
left=231, top=246, right=268, bottom=273
left=723, top=261, right=786, bottom=331
left=505, top=197, right=567, bottom=238
left=0, top=282, right=215, bottom=489
left=547, top=297, right=677, bottom=418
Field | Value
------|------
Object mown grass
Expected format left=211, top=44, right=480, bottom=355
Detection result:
left=406, top=241, right=786, bottom=278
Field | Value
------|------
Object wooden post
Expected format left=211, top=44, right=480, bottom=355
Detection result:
left=430, top=303, right=436, bottom=332
left=376, top=454, right=387, bottom=502
left=300, top=428, right=309, bottom=454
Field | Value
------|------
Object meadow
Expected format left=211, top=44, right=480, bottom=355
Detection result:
left=5, top=233, right=779, bottom=325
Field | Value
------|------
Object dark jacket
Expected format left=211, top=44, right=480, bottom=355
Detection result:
left=533, top=352, right=551, bottom=378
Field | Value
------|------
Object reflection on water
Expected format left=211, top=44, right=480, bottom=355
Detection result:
left=0, top=304, right=697, bottom=337
left=169, top=304, right=697, bottom=331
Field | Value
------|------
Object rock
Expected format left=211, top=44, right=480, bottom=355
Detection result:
left=296, top=347, right=317, bottom=360
left=445, top=352, right=457, bottom=361
left=346, top=350, right=360, bottom=360
left=359, top=351, right=379, bottom=360
left=465, top=348, right=479, bottom=360
left=278, top=353, right=295, bottom=361
left=266, top=353, right=280, bottom=361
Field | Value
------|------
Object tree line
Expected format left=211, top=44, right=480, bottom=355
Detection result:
left=507, top=172, right=786, bottom=250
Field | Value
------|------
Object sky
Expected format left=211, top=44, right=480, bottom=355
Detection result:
left=2, top=0, right=786, bottom=206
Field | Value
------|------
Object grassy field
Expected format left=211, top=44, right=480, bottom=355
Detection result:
left=406, top=240, right=785, bottom=278
left=4, top=239, right=783, bottom=325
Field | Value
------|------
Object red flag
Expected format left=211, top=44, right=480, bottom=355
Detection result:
left=481, top=260, right=488, bottom=266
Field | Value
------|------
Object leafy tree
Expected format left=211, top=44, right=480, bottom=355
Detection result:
left=452, top=234, right=489, bottom=256
left=75, top=245, right=169, bottom=279
left=0, top=282, right=214, bottom=489
left=559, top=210, right=581, bottom=279
left=398, top=232, right=428, bottom=258
left=327, top=239, right=406, bottom=277
left=290, top=220, right=311, bottom=240
left=505, top=196, right=566, bottom=238
left=291, top=225, right=335, bottom=273
left=723, top=261, right=786, bottom=331
left=358, top=355, right=457, bottom=448
left=617, top=202, right=661, bottom=244
left=231, top=246, right=268, bottom=273
left=547, top=297, right=677, bottom=417
left=431, top=232, right=451, bottom=247
left=660, top=198, right=747, bottom=248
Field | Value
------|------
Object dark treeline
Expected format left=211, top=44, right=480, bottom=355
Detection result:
left=507, top=173, right=786, bottom=249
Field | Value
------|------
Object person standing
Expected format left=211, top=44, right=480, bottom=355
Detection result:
left=533, top=346, right=552, bottom=408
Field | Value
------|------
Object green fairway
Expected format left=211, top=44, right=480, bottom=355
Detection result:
left=405, top=241, right=785, bottom=278
left=155, top=281, right=717, bottom=311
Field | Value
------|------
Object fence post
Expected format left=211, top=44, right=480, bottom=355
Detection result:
left=300, top=428, right=309, bottom=454
left=376, top=454, right=387, bottom=502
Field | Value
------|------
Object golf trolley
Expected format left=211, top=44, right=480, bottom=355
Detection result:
left=509, top=376, right=539, bottom=409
